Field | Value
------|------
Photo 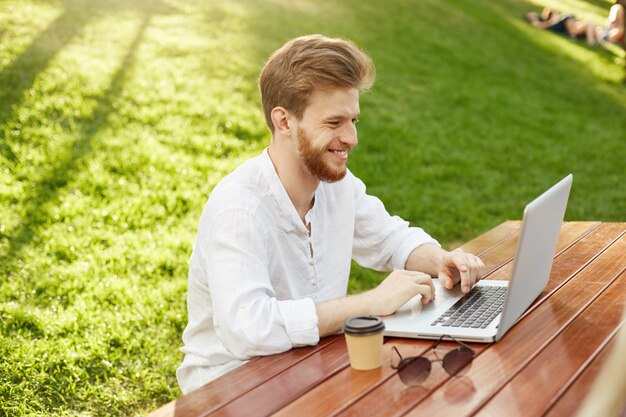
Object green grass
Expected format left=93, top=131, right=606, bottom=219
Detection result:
left=1, top=0, right=624, bottom=415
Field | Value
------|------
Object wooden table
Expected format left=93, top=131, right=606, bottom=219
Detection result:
left=150, top=221, right=626, bottom=417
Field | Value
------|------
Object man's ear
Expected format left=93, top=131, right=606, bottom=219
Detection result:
left=271, top=107, right=293, bottom=136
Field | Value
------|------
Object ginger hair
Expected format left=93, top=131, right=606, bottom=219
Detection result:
left=259, top=34, right=375, bottom=132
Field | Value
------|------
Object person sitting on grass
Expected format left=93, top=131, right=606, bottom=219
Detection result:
left=596, top=0, right=625, bottom=45
left=175, top=34, right=486, bottom=394
left=524, top=7, right=599, bottom=45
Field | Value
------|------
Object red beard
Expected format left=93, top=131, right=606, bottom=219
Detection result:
left=297, top=127, right=348, bottom=183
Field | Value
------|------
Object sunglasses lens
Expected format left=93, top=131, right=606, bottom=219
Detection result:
left=442, top=346, right=474, bottom=376
left=397, top=357, right=431, bottom=386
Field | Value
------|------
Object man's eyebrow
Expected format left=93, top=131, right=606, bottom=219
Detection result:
left=322, top=113, right=360, bottom=120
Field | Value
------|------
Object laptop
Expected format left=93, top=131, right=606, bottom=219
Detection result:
left=383, top=174, right=573, bottom=343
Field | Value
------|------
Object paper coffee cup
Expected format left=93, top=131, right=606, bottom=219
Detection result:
left=343, top=316, right=385, bottom=370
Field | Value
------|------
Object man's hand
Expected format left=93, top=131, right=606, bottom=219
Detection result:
left=316, top=269, right=435, bottom=336
left=439, top=248, right=485, bottom=294
left=369, top=269, right=435, bottom=316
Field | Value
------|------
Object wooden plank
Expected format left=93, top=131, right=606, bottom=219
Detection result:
left=465, top=220, right=598, bottom=259
left=460, top=223, right=597, bottom=280
left=543, top=325, right=623, bottom=417
left=469, top=221, right=599, bottom=277
left=482, top=221, right=601, bottom=283
left=400, top=230, right=626, bottom=417
left=542, top=327, right=621, bottom=417
left=520, top=222, right=624, bottom=318
left=478, top=221, right=620, bottom=322
left=329, top=340, right=492, bottom=417
left=469, top=222, right=596, bottom=282
left=146, top=335, right=340, bottom=417
left=272, top=338, right=491, bottom=417
left=459, top=220, right=521, bottom=255
left=272, top=339, right=433, bottom=417
left=207, top=336, right=352, bottom=417
left=476, top=270, right=626, bottom=416
left=340, top=224, right=623, bottom=417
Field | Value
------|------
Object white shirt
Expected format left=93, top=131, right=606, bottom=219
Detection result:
left=176, top=149, right=439, bottom=393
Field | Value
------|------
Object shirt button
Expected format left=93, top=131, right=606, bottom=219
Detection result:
left=308, top=258, right=315, bottom=265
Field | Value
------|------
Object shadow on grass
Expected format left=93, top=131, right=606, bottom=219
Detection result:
left=0, top=0, right=178, bottom=165
left=0, top=10, right=85, bottom=164
left=0, top=10, right=156, bottom=272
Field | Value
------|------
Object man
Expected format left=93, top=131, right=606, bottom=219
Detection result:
left=177, top=34, right=485, bottom=394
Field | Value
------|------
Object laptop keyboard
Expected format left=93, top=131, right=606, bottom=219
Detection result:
left=431, top=286, right=507, bottom=329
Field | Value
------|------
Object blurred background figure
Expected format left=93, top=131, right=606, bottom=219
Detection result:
left=525, top=7, right=599, bottom=45
left=596, top=0, right=625, bottom=45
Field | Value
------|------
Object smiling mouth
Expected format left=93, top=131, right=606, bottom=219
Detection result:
left=329, top=150, right=348, bottom=156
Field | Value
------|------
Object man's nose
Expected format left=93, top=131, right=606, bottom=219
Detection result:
left=340, top=124, right=358, bottom=147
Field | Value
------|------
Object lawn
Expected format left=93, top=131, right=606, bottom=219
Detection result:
left=0, top=0, right=624, bottom=415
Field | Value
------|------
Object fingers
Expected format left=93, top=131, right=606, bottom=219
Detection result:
left=413, top=272, right=436, bottom=304
left=440, top=271, right=455, bottom=290
left=417, top=285, right=433, bottom=305
left=449, top=250, right=470, bottom=293
left=399, top=270, right=435, bottom=303
left=448, top=249, right=486, bottom=294
left=374, top=270, right=436, bottom=315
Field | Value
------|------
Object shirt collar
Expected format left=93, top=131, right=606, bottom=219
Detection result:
left=260, top=148, right=315, bottom=234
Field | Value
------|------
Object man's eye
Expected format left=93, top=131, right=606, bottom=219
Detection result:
left=327, top=121, right=340, bottom=127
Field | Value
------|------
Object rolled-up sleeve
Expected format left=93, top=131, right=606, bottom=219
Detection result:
left=206, top=207, right=319, bottom=359
left=350, top=173, right=439, bottom=271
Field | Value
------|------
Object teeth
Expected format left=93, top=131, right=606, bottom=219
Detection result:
left=330, top=150, right=348, bottom=156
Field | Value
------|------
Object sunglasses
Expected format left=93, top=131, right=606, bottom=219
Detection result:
left=391, top=335, right=475, bottom=386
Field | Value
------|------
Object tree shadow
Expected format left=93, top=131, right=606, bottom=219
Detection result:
left=0, top=6, right=162, bottom=270
left=0, top=0, right=178, bottom=165
left=0, top=10, right=85, bottom=164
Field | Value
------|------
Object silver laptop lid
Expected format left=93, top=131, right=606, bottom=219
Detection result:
left=495, top=174, right=573, bottom=341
